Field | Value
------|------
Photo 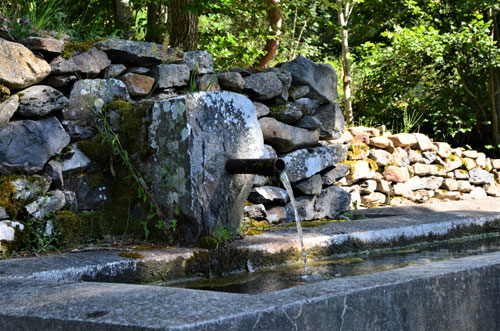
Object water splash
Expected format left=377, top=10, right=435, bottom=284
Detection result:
left=280, top=172, right=308, bottom=273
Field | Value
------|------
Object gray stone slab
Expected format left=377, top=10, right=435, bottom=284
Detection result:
left=0, top=251, right=499, bottom=330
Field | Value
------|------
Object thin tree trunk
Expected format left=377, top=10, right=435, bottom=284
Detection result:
left=146, top=3, right=166, bottom=43
left=490, top=9, right=500, bottom=153
left=256, top=0, right=282, bottom=69
left=114, top=0, right=134, bottom=39
left=337, top=0, right=353, bottom=126
left=169, top=0, right=198, bottom=51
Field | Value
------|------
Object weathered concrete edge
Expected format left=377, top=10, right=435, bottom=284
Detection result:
left=2, top=212, right=499, bottom=282
left=312, top=214, right=495, bottom=248
left=1, top=251, right=499, bottom=330
left=240, top=213, right=499, bottom=252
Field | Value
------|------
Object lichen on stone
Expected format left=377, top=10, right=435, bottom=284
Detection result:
left=348, top=142, right=369, bottom=159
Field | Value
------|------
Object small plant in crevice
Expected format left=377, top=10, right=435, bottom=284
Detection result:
left=23, top=215, right=59, bottom=253
left=214, top=226, right=233, bottom=249
left=8, top=16, right=32, bottom=39
left=91, top=99, right=177, bottom=243
left=188, top=65, right=221, bottom=93
left=198, top=225, right=234, bottom=250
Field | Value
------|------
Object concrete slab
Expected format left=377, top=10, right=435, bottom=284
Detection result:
left=1, top=251, right=499, bottom=330
left=1, top=198, right=500, bottom=330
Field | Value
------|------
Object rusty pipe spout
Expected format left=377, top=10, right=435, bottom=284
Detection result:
left=225, top=158, right=286, bottom=177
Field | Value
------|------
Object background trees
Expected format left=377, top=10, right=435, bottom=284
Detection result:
left=1, top=0, right=499, bottom=155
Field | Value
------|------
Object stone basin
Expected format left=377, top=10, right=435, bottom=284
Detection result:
left=1, top=197, right=500, bottom=330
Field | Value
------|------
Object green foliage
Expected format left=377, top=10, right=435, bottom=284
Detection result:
left=354, top=5, right=500, bottom=147
left=2, top=0, right=66, bottom=38
left=24, top=215, right=59, bottom=253
left=91, top=100, right=178, bottom=242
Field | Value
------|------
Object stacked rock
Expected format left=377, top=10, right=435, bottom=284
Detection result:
left=0, top=36, right=351, bottom=248
left=237, top=57, right=350, bottom=225
left=334, top=127, right=500, bottom=208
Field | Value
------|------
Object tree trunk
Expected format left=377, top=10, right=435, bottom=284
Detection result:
left=338, top=0, right=353, bottom=126
left=145, top=3, right=168, bottom=44
left=114, top=0, right=134, bottom=39
left=490, top=9, right=500, bottom=154
left=256, top=0, right=282, bottom=69
left=168, top=0, right=199, bottom=51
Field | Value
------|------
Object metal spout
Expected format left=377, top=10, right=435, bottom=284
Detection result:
left=225, top=158, right=286, bottom=177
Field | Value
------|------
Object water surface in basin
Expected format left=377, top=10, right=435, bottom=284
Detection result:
left=165, top=234, right=500, bottom=294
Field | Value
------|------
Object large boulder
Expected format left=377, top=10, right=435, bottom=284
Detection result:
left=21, top=37, right=64, bottom=54
left=0, top=95, right=18, bottom=130
left=16, top=85, right=68, bottom=117
left=281, top=145, right=349, bottom=183
left=0, top=117, right=70, bottom=174
left=184, top=51, right=214, bottom=74
left=243, top=72, right=283, bottom=101
left=119, top=73, right=155, bottom=97
left=266, top=67, right=292, bottom=104
left=155, top=64, right=190, bottom=89
left=94, top=39, right=184, bottom=66
left=146, top=91, right=264, bottom=242
left=62, top=79, right=131, bottom=139
left=314, top=186, right=350, bottom=219
left=280, top=56, right=338, bottom=103
left=0, top=38, right=51, bottom=89
left=248, top=186, right=289, bottom=205
left=50, top=48, right=111, bottom=76
left=313, top=102, right=345, bottom=139
left=259, top=117, right=319, bottom=153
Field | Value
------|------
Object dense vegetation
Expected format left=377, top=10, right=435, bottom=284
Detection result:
left=1, top=0, right=500, bottom=155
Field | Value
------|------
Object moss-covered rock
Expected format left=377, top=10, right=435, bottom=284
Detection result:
left=61, top=38, right=106, bottom=59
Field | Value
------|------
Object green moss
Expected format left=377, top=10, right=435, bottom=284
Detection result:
left=106, top=99, right=133, bottom=112
left=0, top=84, right=10, bottom=102
left=0, top=178, right=19, bottom=217
left=447, top=154, right=458, bottom=162
left=198, top=236, right=217, bottom=249
left=0, top=175, right=44, bottom=218
left=0, top=222, right=28, bottom=255
left=245, top=229, right=264, bottom=236
left=61, top=38, right=105, bottom=59
left=115, top=102, right=149, bottom=156
left=52, top=211, right=85, bottom=248
left=133, top=244, right=162, bottom=251
left=86, top=172, right=104, bottom=190
left=457, top=169, right=468, bottom=175
left=119, top=251, right=145, bottom=259
left=269, top=104, right=288, bottom=116
left=281, top=219, right=348, bottom=228
left=78, top=134, right=112, bottom=166
left=341, top=159, right=378, bottom=174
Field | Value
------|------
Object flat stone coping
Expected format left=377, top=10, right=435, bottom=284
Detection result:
left=1, top=251, right=499, bottom=330
left=1, top=197, right=500, bottom=329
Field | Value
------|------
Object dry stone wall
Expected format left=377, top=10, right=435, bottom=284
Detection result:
left=0, top=34, right=498, bottom=250
left=335, top=127, right=500, bottom=208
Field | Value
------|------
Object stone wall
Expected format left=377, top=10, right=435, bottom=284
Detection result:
left=0, top=36, right=348, bottom=249
left=1, top=35, right=498, bottom=250
left=337, top=127, right=500, bottom=208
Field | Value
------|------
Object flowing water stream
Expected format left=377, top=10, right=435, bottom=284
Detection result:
left=280, top=171, right=308, bottom=273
